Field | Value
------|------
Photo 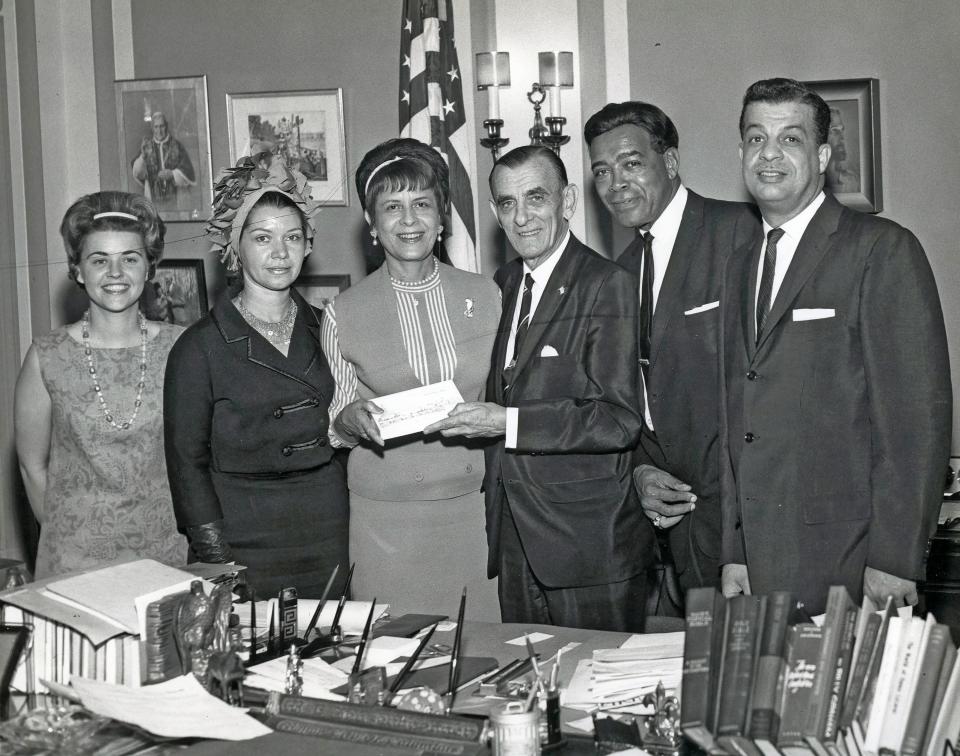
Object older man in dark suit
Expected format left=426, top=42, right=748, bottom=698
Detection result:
left=426, top=145, right=649, bottom=631
left=720, top=78, right=951, bottom=614
left=585, top=102, right=759, bottom=598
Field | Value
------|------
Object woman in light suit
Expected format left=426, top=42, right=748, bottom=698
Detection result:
left=321, top=138, right=500, bottom=618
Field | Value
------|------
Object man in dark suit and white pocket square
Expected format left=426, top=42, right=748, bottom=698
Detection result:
left=584, top=102, right=759, bottom=596
left=720, top=78, right=951, bottom=614
left=426, top=145, right=650, bottom=631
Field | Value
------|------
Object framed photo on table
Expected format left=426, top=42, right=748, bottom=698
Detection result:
left=115, top=75, right=212, bottom=222
left=142, top=259, right=209, bottom=326
left=226, top=89, right=349, bottom=206
left=804, top=78, right=882, bottom=213
left=293, top=274, right=351, bottom=311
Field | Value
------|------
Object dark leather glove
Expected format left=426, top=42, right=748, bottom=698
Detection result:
left=185, top=519, right=234, bottom=564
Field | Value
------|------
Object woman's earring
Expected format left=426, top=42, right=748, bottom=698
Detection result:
left=371, top=233, right=378, bottom=246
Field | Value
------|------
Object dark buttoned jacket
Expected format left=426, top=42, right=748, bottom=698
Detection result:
left=483, top=234, right=648, bottom=588
left=719, top=193, right=951, bottom=613
left=617, top=190, right=759, bottom=588
left=164, top=290, right=336, bottom=527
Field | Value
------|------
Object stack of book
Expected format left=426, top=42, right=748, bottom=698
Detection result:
left=0, top=559, right=221, bottom=694
left=681, top=587, right=960, bottom=756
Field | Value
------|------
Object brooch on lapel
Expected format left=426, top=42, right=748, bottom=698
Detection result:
left=557, top=286, right=566, bottom=296
left=464, top=298, right=474, bottom=318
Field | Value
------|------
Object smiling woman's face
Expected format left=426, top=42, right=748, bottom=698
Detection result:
left=368, top=187, right=442, bottom=267
left=238, top=202, right=308, bottom=295
left=77, top=230, right=149, bottom=314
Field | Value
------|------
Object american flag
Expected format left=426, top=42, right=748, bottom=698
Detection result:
left=399, top=0, right=478, bottom=272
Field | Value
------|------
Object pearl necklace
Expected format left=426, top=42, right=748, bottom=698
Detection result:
left=234, top=295, right=298, bottom=345
left=389, top=256, right=439, bottom=288
left=81, top=310, right=148, bottom=430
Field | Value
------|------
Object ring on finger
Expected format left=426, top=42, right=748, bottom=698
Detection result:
left=653, top=514, right=662, bottom=528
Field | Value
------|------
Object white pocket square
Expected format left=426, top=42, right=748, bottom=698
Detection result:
left=793, top=308, right=835, bottom=321
left=540, top=345, right=559, bottom=357
left=684, top=301, right=719, bottom=316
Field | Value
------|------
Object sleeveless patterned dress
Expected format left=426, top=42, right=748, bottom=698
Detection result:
left=33, top=324, right=187, bottom=578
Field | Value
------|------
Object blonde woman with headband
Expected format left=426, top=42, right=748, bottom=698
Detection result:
left=14, top=191, right=187, bottom=578
left=321, top=138, right=500, bottom=619
left=164, top=152, right=348, bottom=599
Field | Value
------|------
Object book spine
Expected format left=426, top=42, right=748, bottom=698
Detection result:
left=918, top=643, right=957, bottom=756
left=681, top=587, right=722, bottom=740
left=749, top=591, right=793, bottom=741
left=823, top=605, right=859, bottom=740
left=878, top=617, right=928, bottom=753
left=839, top=613, right=881, bottom=731
left=863, top=616, right=905, bottom=752
left=805, top=586, right=849, bottom=741
left=777, top=623, right=823, bottom=749
left=900, top=624, right=950, bottom=756
left=716, top=594, right=764, bottom=736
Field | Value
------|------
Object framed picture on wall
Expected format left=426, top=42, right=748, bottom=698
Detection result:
left=115, top=75, right=213, bottom=222
left=225, top=89, right=349, bottom=206
left=804, top=78, right=882, bottom=213
left=293, top=274, right=351, bottom=310
left=142, top=259, right=209, bottom=326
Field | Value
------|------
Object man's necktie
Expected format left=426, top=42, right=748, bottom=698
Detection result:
left=503, top=272, right=535, bottom=387
left=755, top=227, right=784, bottom=341
left=638, top=232, right=655, bottom=381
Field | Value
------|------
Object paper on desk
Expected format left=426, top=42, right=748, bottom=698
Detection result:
left=505, top=631, right=553, bottom=646
left=70, top=674, right=271, bottom=741
left=618, top=631, right=684, bottom=657
left=372, top=380, right=464, bottom=440
left=246, top=655, right=348, bottom=700
left=232, top=599, right=388, bottom=637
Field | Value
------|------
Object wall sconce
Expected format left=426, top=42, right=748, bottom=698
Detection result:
left=476, top=51, right=574, bottom=159
left=475, top=51, right=511, bottom=159
left=530, top=51, right=573, bottom=155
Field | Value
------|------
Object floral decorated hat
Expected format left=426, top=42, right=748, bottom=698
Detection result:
left=206, top=151, right=322, bottom=272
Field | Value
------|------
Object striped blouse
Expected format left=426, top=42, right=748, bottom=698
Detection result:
left=321, top=260, right=458, bottom=448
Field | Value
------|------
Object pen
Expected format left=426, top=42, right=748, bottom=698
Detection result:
left=445, top=587, right=467, bottom=714
left=385, top=622, right=438, bottom=704
left=329, top=562, right=356, bottom=635
left=249, top=588, right=257, bottom=665
left=351, top=597, right=377, bottom=676
left=303, top=563, right=340, bottom=640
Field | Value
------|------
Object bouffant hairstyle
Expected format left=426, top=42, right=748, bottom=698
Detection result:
left=739, top=77, right=831, bottom=146
left=60, top=191, right=165, bottom=286
left=355, top=138, right=450, bottom=217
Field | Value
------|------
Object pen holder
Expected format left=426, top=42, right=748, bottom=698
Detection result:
left=347, top=666, right=387, bottom=706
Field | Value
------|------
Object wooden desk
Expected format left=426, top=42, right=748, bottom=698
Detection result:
left=183, top=620, right=640, bottom=755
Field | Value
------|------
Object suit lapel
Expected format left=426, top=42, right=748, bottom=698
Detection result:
left=511, top=236, right=583, bottom=378
left=214, top=290, right=328, bottom=393
left=737, top=235, right=762, bottom=362
left=491, top=263, right=523, bottom=404
left=756, top=195, right=843, bottom=352
left=649, top=192, right=703, bottom=366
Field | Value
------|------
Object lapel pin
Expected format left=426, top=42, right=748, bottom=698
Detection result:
left=464, top=298, right=474, bottom=318
left=558, top=286, right=566, bottom=296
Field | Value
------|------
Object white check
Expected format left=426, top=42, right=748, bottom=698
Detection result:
left=373, top=379, right=465, bottom=440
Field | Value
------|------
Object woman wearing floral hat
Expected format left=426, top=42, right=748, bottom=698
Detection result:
left=163, top=152, right=348, bottom=598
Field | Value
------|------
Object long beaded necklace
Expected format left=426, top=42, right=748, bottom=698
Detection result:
left=234, top=295, right=298, bottom=345
left=81, top=309, right=148, bottom=430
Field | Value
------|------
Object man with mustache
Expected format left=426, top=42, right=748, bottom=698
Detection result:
left=720, top=78, right=950, bottom=614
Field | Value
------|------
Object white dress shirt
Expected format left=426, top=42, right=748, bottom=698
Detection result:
left=504, top=229, right=571, bottom=448
left=754, top=191, right=826, bottom=312
left=638, top=185, right=688, bottom=430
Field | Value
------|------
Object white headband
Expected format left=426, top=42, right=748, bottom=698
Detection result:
left=363, top=156, right=409, bottom=197
left=93, top=211, right=138, bottom=222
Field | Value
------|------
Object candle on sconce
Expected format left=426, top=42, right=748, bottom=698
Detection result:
left=538, top=51, right=573, bottom=118
left=476, top=51, right=511, bottom=121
